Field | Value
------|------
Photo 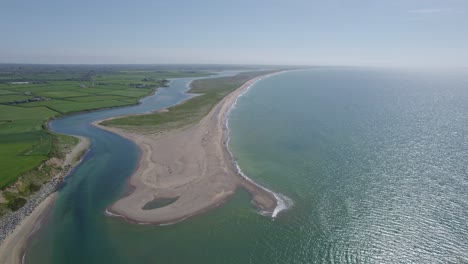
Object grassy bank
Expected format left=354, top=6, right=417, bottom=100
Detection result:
left=0, top=133, right=78, bottom=215
left=0, top=66, right=211, bottom=215
left=101, top=70, right=277, bottom=133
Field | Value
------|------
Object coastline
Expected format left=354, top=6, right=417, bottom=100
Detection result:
left=223, top=74, right=290, bottom=218
left=0, top=84, right=162, bottom=254
left=95, top=72, right=287, bottom=224
left=0, top=135, right=90, bottom=264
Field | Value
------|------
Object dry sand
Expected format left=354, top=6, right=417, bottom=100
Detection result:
left=96, top=74, right=280, bottom=224
left=0, top=136, right=90, bottom=264
left=0, top=73, right=283, bottom=263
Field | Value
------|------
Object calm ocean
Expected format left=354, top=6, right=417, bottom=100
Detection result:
left=25, top=68, right=468, bottom=263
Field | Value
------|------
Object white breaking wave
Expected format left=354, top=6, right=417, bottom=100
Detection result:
left=104, top=208, right=119, bottom=217
left=224, top=74, right=292, bottom=219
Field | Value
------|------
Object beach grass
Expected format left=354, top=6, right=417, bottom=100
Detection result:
left=0, top=142, right=48, bottom=189
left=101, top=70, right=277, bottom=132
left=0, top=68, right=211, bottom=192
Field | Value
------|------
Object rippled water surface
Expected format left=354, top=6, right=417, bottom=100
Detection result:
left=26, top=68, right=468, bottom=263
left=228, top=69, right=468, bottom=263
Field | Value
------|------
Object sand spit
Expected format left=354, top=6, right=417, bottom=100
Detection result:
left=96, top=73, right=285, bottom=224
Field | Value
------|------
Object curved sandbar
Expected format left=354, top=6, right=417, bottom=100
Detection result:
left=96, top=73, right=280, bottom=224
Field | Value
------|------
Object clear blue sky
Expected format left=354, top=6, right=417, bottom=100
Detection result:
left=1, top=0, right=467, bottom=67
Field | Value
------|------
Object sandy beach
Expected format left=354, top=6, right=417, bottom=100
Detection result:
left=0, top=136, right=90, bottom=264
left=0, top=194, right=55, bottom=264
left=96, top=73, right=280, bottom=224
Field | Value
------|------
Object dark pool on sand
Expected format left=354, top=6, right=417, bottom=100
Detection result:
left=141, top=197, right=179, bottom=210
left=25, top=68, right=468, bottom=263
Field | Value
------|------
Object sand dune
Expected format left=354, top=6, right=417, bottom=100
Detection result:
left=97, top=74, right=279, bottom=224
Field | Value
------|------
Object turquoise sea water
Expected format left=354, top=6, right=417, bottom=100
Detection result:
left=25, top=69, right=468, bottom=263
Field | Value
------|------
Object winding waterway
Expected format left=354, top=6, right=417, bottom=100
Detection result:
left=24, top=71, right=244, bottom=263
left=25, top=68, right=468, bottom=263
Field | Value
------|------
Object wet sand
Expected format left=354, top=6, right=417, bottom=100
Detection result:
left=96, top=73, right=280, bottom=224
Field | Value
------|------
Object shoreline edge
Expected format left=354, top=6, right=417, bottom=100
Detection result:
left=0, top=135, right=90, bottom=264
left=95, top=71, right=290, bottom=225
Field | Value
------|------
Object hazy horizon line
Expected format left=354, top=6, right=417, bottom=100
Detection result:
left=1, top=62, right=466, bottom=71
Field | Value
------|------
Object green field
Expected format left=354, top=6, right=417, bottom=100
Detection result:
left=0, top=67, right=211, bottom=195
left=0, top=142, right=48, bottom=188
left=0, top=90, right=18, bottom=95
left=0, top=131, right=53, bottom=188
left=67, top=95, right=134, bottom=102
left=102, top=70, right=276, bottom=134
left=37, top=90, right=88, bottom=98
left=0, top=94, right=33, bottom=103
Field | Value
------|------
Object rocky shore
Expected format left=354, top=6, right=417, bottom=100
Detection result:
left=0, top=164, right=72, bottom=243
left=0, top=136, right=90, bottom=264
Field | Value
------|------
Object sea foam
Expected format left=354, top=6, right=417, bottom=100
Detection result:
left=224, top=74, right=292, bottom=218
